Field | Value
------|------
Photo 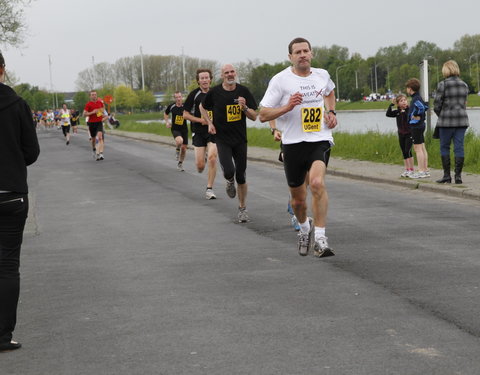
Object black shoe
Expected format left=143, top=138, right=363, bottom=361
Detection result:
left=0, top=341, right=22, bottom=352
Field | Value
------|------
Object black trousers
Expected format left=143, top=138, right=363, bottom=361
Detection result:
left=0, top=193, right=28, bottom=344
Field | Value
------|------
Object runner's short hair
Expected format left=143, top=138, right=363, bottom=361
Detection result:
left=288, top=37, right=311, bottom=54
left=196, top=69, right=213, bottom=82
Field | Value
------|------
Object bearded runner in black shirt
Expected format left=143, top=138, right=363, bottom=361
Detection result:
left=201, top=64, right=258, bottom=223
left=183, top=69, right=218, bottom=200
left=164, top=91, right=188, bottom=171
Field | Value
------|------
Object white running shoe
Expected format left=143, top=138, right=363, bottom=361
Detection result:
left=238, top=207, right=249, bottom=223
left=314, top=237, right=335, bottom=258
left=297, top=217, right=315, bottom=256
left=410, top=171, right=429, bottom=179
left=205, top=188, right=216, bottom=200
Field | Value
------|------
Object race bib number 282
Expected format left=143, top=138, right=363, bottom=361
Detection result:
left=301, top=107, right=323, bottom=132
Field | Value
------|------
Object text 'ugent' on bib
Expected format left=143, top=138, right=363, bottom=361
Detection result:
left=226, top=104, right=242, bottom=122
left=301, top=107, right=323, bottom=132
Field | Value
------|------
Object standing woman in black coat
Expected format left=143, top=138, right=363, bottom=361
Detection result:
left=0, top=52, right=40, bottom=352
left=434, top=60, right=470, bottom=184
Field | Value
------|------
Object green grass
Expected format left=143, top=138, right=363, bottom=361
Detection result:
left=116, top=112, right=480, bottom=174
left=336, top=101, right=390, bottom=111
left=335, top=94, right=480, bottom=110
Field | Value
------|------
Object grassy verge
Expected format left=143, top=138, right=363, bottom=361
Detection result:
left=116, top=113, right=480, bottom=174
left=335, top=94, right=480, bottom=110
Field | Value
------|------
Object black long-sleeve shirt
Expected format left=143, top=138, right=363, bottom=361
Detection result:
left=0, top=83, right=40, bottom=193
left=386, top=103, right=411, bottom=135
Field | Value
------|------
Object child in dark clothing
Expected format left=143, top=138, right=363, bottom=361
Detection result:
left=386, top=94, right=414, bottom=177
left=405, top=78, right=429, bottom=178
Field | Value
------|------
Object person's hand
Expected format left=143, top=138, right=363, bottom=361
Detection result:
left=324, top=111, right=337, bottom=129
left=273, top=129, right=282, bottom=141
left=236, top=96, right=247, bottom=110
left=208, top=123, right=216, bottom=134
left=166, top=120, right=172, bottom=128
left=287, top=92, right=303, bottom=111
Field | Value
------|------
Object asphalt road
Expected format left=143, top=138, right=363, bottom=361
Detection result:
left=2, top=129, right=480, bottom=375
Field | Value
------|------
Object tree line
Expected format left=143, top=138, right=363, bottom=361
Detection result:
left=7, top=32, right=480, bottom=112
left=73, top=33, right=480, bottom=105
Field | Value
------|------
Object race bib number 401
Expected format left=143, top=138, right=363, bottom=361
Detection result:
left=301, top=107, right=323, bottom=132
left=226, top=104, right=242, bottom=122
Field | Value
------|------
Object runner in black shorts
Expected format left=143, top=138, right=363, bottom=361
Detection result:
left=259, top=37, right=337, bottom=258
left=183, top=69, right=218, bottom=199
left=201, top=64, right=257, bottom=222
left=164, top=91, right=188, bottom=171
left=83, top=90, right=105, bottom=161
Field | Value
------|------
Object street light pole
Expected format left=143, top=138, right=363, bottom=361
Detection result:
left=468, top=53, right=480, bottom=93
left=336, top=65, right=346, bottom=101
left=425, top=55, right=439, bottom=89
left=140, top=46, right=145, bottom=91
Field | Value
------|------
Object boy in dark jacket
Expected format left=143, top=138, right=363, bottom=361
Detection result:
left=0, top=52, right=40, bottom=352
left=405, top=78, right=429, bottom=179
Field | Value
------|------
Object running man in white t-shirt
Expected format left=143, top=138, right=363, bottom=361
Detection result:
left=259, top=37, right=338, bottom=258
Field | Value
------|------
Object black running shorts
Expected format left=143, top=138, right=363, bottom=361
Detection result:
left=410, top=124, right=425, bottom=144
left=192, top=131, right=215, bottom=147
left=172, top=128, right=188, bottom=145
left=282, top=141, right=331, bottom=188
left=87, top=122, right=104, bottom=138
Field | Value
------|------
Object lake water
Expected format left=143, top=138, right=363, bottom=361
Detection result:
left=248, top=109, right=480, bottom=134
left=142, top=109, right=480, bottom=134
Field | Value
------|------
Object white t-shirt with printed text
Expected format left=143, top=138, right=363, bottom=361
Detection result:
left=260, top=67, right=335, bottom=145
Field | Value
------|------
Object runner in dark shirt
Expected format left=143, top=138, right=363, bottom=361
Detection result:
left=164, top=92, right=188, bottom=171
left=183, top=69, right=218, bottom=199
left=201, top=64, right=257, bottom=222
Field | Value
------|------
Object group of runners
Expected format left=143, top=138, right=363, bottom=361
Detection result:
left=163, top=37, right=337, bottom=257
left=33, top=107, right=80, bottom=135
left=33, top=91, right=115, bottom=160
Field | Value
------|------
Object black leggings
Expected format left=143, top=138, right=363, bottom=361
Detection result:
left=398, top=133, right=413, bottom=159
left=216, top=141, right=247, bottom=184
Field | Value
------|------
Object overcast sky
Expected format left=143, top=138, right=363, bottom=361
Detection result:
left=3, top=0, right=480, bottom=92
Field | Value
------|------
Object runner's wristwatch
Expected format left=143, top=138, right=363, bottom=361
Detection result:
left=328, top=110, right=337, bottom=115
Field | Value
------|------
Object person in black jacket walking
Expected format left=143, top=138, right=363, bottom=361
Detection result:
left=0, top=52, right=40, bottom=352
left=434, top=60, right=470, bottom=184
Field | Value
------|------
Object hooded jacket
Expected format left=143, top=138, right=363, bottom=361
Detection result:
left=0, top=82, right=40, bottom=193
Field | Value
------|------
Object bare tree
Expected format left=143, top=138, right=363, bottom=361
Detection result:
left=0, top=0, right=32, bottom=47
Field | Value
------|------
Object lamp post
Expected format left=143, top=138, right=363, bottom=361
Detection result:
left=425, top=55, right=439, bottom=89
left=335, top=65, right=346, bottom=101
left=140, top=46, right=145, bottom=91
left=469, top=53, right=480, bottom=93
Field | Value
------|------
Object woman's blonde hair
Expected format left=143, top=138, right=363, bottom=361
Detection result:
left=442, top=60, right=460, bottom=78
